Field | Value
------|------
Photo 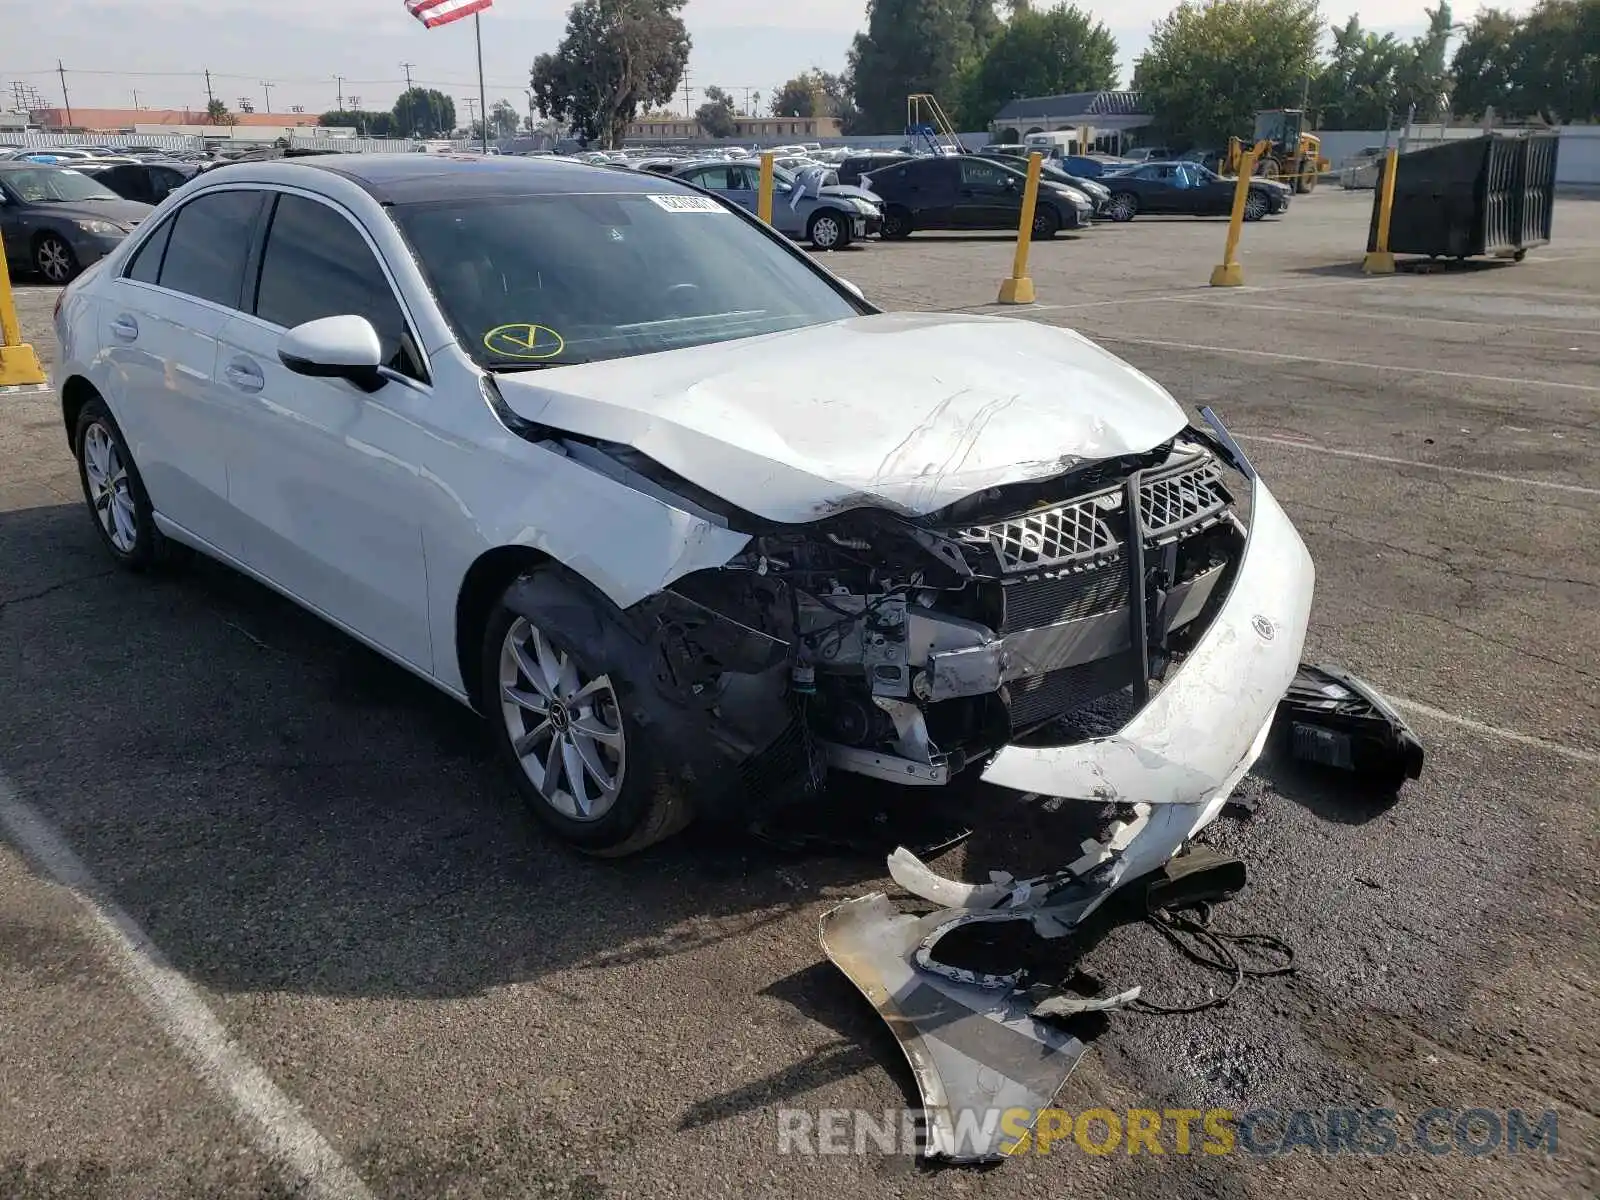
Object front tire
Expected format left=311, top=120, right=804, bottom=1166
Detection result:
left=35, top=233, right=79, bottom=284
left=879, top=205, right=914, bottom=240
left=1243, top=190, right=1270, bottom=222
left=1031, top=205, right=1060, bottom=239
left=1107, top=192, right=1138, bottom=222
left=807, top=210, right=851, bottom=250
left=482, top=568, right=693, bottom=856
left=73, top=397, right=166, bottom=570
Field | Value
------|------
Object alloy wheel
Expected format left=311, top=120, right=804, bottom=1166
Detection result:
left=811, top=215, right=841, bottom=248
left=1244, top=192, right=1269, bottom=221
left=36, top=236, right=73, bottom=283
left=1109, top=194, right=1136, bottom=222
left=498, top=616, right=626, bottom=821
left=81, top=422, right=138, bottom=553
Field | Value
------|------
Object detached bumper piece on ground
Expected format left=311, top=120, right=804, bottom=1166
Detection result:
left=1277, top=663, right=1425, bottom=789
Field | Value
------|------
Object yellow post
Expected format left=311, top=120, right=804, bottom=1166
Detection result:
left=1362, top=146, right=1399, bottom=274
left=997, top=152, right=1042, bottom=305
left=1208, top=147, right=1260, bottom=287
left=0, top=229, right=48, bottom=390
left=758, top=152, right=775, bottom=225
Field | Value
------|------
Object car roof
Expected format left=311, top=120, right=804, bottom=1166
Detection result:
left=194, top=153, right=708, bottom=204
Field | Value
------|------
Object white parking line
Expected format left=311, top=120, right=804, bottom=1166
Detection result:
left=1148, top=296, right=1599, bottom=337
left=1390, top=697, right=1600, bottom=767
left=1088, top=333, right=1600, bottom=393
left=0, top=773, right=374, bottom=1200
left=1236, top=433, right=1600, bottom=497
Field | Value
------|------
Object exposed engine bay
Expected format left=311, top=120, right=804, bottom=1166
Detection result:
left=619, top=431, right=1249, bottom=810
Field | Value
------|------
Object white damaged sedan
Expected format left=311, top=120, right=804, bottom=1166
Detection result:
left=53, top=154, right=1312, bottom=861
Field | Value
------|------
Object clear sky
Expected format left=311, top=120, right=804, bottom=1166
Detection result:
left=4, top=0, right=1527, bottom=123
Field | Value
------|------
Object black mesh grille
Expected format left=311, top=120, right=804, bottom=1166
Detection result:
left=1006, top=652, right=1139, bottom=731
left=999, top=567, right=1128, bottom=635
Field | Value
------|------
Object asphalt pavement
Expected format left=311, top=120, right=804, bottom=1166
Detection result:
left=0, top=187, right=1595, bottom=1199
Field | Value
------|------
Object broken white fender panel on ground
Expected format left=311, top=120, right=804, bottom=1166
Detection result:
left=819, top=894, right=1086, bottom=1163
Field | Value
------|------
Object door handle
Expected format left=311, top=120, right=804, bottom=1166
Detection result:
left=110, top=314, right=138, bottom=341
left=224, top=357, right=264, bottom=393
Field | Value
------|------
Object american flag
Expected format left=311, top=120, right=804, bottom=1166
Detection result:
left=405, top=0, right=493, bottom=29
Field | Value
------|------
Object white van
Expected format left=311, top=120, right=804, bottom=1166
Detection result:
left=1022, top=130, right=1089, bottom=159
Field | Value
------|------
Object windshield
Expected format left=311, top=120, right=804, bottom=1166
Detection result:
left=2, top=167, right=122, bottom=203
left=392, top=190, right=863, bottom=370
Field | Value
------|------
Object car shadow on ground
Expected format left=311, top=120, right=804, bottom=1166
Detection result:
left=0, top=500, right=1412, bottom=1022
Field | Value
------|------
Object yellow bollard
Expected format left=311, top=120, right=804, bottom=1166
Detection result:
left=0, top=229, right=48, bottom=391
left=997, top=152, right=1043, bottom=305
left=1208, top=148, right=1260, bottom=287
left=758, top=152, right=775, bottom=226
left=1362, top=147, right=1399, bottom=274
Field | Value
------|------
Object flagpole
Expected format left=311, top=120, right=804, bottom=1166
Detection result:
left=475, top=10, right=489, bottom=153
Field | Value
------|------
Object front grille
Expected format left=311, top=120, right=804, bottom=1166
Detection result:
left=1000, top=568, right=1127, bottom=635
left=959, top=452, right=1229, bottom=575
left=1139, top=458, right=1231, bottom=544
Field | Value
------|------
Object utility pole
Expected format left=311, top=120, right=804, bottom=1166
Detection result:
left=56, top=60, right=73, bottom=126
left=682, top=71, right=692, bottom=118
left=260, top=80, right=275, bottom=113
left=400, top=63, right=417, bottom=137
left=335, top=75, right=345, bottom=113
left=204, top=68, right=215, bottom=106
left=131, top=88, right=141, bottom=110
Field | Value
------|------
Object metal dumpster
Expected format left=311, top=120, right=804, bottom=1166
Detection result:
left=1368, top=132, right=1559, bottom=261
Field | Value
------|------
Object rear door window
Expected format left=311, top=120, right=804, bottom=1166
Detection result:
left=124, top=215, right=174, bottom=283
left=156, top=189, right=263, bottom=308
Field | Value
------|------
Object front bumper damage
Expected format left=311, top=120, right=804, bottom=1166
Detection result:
left=821, top=451, right=1316, bottom=1163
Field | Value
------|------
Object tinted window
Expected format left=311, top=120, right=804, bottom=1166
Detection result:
left=157, top=189, right=261, bottom=307
left=392, top=189, right=861, bottom=369
left=687, top=166, right=733, bottom=190
left=254, top=193, right=410, bottom=371
left=125, top=216, right=174, bottom=284
left=150, top=167, right=187, bottom=200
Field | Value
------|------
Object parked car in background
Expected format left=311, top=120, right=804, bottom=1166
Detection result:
left=667, top=159, right=881, bottom=249
left=1123, top=147, right=1173, bottom=163
left=835, top=151, right=910, bottom=186
left=1099, top=161, right=1291, bottom=222
left=973, top=151, right=1111, bottom=214
left=1060, top=154, right=1137, bottom=179
left=863, top=154, right=1092, bottom=239
left=0, top=162, right=152, bottom=282
left=81, top=159, right=199, bottom=205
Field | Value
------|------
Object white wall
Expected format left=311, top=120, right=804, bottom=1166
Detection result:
left=1316, top=125, right=1599, bottom=185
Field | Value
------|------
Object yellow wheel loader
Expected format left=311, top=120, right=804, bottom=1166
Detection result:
left=1224, top=109, right=1329, bottom=194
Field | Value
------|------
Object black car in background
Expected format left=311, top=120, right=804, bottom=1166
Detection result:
left=80, top=160, right=198, bottom=205
left=1098, top=161, right=1292, bottom=223
left=834, top=151, right=910, bottom=186
left=863, top=154, right=1093, bottom=240
left=0, top=162, right=151, bottom=282
left=972, top=151, right=1111, bottom=214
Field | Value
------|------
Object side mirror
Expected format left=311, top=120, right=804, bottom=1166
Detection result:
left=278, top=315, right=384, bottom=390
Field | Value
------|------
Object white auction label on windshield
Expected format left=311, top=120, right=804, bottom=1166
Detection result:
left=648, top=194, right=726, bottom=213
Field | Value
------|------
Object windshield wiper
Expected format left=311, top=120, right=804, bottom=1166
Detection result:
left=490, top=361, right=567, bottom=373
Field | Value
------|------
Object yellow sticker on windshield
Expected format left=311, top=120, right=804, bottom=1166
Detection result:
left=483, top=323, right=565, bottom=360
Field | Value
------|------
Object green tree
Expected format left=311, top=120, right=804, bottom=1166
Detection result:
left=530, top=0, right=692, bottom=148
left=847, top=0, right=996, bottom=133
left=1393, top=3, right=1454, bottom=121
left=1133, top=0, right=1322, bottom=148
left=1449, top=1, right=1600, bottom=123
left=319, top=109, right=395, bottom=135
left=955, top=4, right=1118, bottom=128
left=392, top=87, right=456, bottom=137
left=695, top=85, right=737, bottom=137
left=769, top=70, right=859, bottom=129
left=489, top=98, right=520, bottom=137
left=1309, top=16, right=1408, bottom=129
left=205, top=98, right=236, bottom=126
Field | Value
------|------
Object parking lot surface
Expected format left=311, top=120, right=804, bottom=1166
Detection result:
left=1, top=189, right=1596, bottom=1199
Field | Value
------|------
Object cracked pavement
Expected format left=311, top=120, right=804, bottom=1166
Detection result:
left=0, top=188, right=1595, bottom=1199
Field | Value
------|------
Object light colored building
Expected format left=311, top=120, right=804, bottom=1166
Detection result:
left=627, top=114, right=843, bottom=143
left=31, top=107, right=322, bottom=133
left=988, top=91, right=1152, bottom=153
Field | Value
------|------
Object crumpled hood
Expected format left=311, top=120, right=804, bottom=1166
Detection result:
left=821, top=183, right=881, bottom=206
left=494, top=312, right=1187, bottom=523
